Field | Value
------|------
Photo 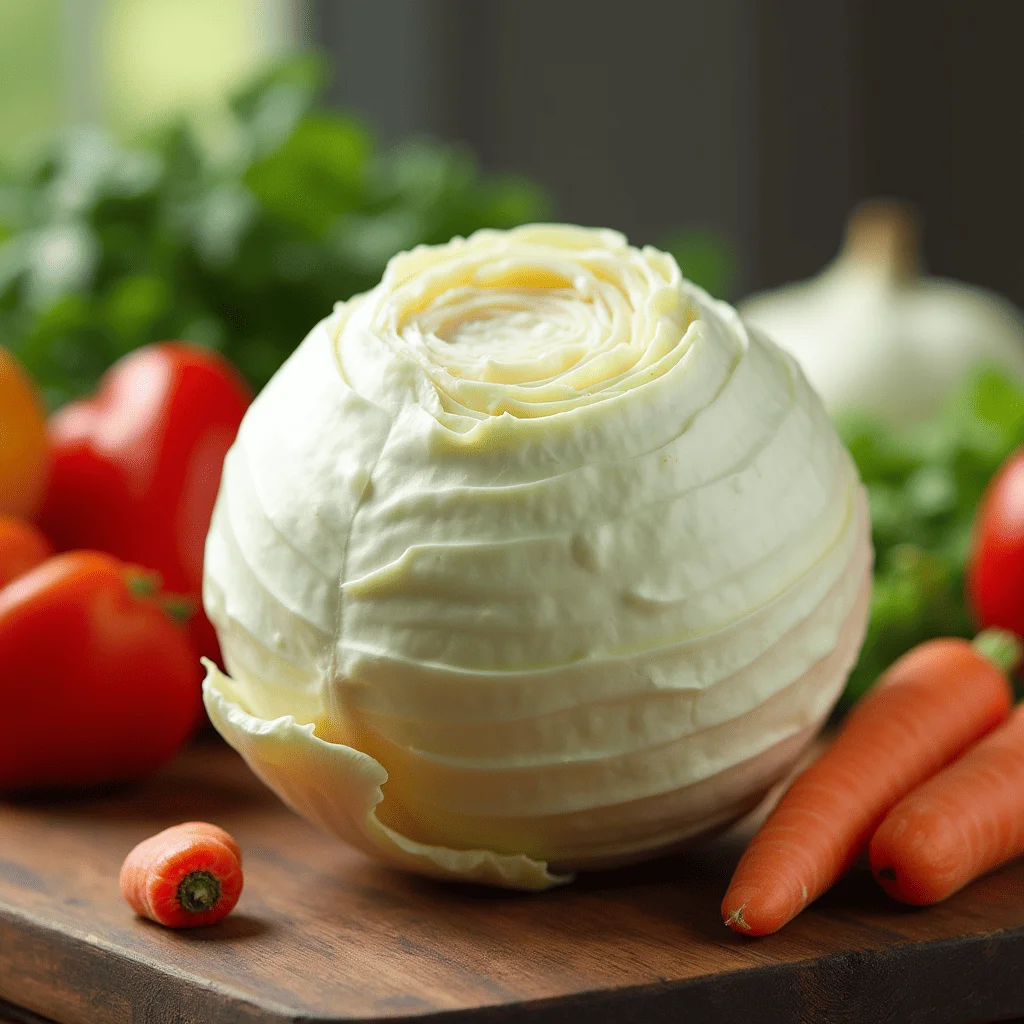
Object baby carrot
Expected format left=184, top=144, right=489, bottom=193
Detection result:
left=120, top=821, right=243, bottom=928
left=870, top=701, right=1024, bottom=904
left=721, top=630, right=1019, bottom=936
left=0, top=517, right=52, bottom=589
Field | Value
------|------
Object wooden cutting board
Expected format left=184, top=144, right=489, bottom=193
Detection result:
left=2, top=736, right=1024, bottom=1024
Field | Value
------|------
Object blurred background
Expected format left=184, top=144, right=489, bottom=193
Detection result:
left=4, top=0, right=1024, bottom=304
left=3, top=0, right=1024, bottom=702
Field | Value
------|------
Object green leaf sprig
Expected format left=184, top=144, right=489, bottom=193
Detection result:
left=838, top=364, right=1024, bottom=707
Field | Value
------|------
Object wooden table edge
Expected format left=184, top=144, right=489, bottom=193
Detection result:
left=4, top=899, right=1024, bottom=1024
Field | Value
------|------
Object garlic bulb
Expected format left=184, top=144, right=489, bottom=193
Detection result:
left=740, top=200, right=1024, bottom=426
left=203, top=224, right=872, bottom=890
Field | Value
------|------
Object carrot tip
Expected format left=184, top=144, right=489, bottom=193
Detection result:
left=724, top=904, right=752, bottom=931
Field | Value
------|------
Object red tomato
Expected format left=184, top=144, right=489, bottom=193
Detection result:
left=968, top=446, right=1024, bottom=639
left=0, top=517, right=53, bottom=589
left=39, top=343, right=252, bottom=662
left=0, top=551, right=203, bottom=791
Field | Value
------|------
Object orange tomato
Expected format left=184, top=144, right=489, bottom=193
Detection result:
left=0, top=517, right=53, bottom=589
left=0, top=348, right=49, bottom=520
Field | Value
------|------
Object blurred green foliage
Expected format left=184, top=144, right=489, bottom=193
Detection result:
left=838, top=365, right=1024, bottom=707
left=0, top=54, right=551, bottom=407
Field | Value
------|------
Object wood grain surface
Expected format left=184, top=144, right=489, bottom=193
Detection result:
left=2, top=738, right=1024, bottom=1024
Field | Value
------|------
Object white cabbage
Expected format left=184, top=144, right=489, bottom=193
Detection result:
left=203, top=224, right=873, bottom=890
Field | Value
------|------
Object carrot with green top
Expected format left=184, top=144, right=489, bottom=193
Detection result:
left=871, top=699, right=1024, bottom=905
left=120, top=822, right=243, bottom=928
left=722, top=630, right=1020, bottom=936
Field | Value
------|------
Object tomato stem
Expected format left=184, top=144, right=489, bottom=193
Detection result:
left=177, top=870, right=221, bottom=913
left=972, top=628, right=1023, bottom=677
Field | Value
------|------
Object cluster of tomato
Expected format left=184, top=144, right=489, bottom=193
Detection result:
left=0, top=343, right=251, bottom=791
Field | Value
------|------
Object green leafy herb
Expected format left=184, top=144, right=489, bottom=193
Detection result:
left=838, top=364, right=1024, bottom=707
left=0, top=53, right=551, bottom=408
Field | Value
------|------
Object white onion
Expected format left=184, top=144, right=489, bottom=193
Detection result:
left=740, top=201, right=1024, bottom=426
left=203, top=224, right=873, bottom=890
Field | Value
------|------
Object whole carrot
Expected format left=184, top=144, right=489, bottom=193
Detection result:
left=0, top=517, right=52, bottom=589
left=722, top=631, right=1019, bottom=936
left=870, top=700, right=1024, bottom=904
left=120, top=822, right=243, bottom=928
